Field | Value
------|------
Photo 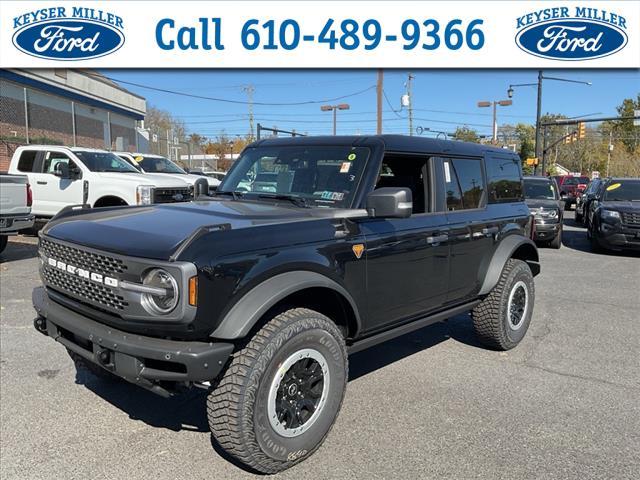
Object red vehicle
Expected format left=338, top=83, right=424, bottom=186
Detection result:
left=552, top=175, right=591, bottom=210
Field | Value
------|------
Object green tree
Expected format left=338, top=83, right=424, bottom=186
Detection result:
left=452, top=126, right=480, bottom=143
left=601, top=94, right=640, bottom=153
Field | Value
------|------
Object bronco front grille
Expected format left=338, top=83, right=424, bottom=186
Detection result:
left=40, top=238, right=126, bottom=275
left=43, top=267, right=128, bottom=311
left=153, top=187, right=192, bottom=204
left=622, top=212, right=640, bottom=226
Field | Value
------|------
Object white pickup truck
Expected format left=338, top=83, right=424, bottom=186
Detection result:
left=8, top=146, right=194, bottom=218
left=115, top=152, right=220, bottom=193
left=0, top=173, right=35, bottom=253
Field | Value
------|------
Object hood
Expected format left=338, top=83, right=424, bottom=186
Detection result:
left=525, top=198, right=560, bottom=210
left=600, top=200, right=640, bottom=213
left=94, top=172, right=190, bottom=188
left=43, top=199, right=334, bottom=260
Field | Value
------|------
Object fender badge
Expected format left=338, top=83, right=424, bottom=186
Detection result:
left=352, top=244, right=365, bottom=259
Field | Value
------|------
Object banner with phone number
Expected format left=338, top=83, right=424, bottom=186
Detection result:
left=1, top=1, right=638, bottom=68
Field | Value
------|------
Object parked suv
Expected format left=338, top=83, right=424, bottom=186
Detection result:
left=523, top=176, right=563, bottom=248
left=587, top=177, right=640, bottom=252
left=575, top=177, right=602, bottom=226
left=8, top=146, right=194, bottom=218
left=33, top=136, right=540, bottom=473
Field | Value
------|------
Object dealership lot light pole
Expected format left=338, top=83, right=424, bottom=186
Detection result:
left=508, top=71, right=592, bottom=175
left=321, top=103, right=350, bottom=135
left=477, top=99, right=512, bottom=144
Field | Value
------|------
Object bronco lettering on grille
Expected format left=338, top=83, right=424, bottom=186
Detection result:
left=47, top=256, right=119, bottom=287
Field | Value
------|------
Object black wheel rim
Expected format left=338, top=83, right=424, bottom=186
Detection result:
left=507, top=281, right=528, bottom=330
left=275, top=357, right=324, bottom=430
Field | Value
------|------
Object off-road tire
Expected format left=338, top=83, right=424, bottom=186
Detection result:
left=67, top=350, right=118, bottom=382
left=549, top=229, right=562, bottom=249
left=0, top=235, right=7, bottom=254
left=208, top=308, right=348, bottom=474
left=471, top=259, right=535, bottom=350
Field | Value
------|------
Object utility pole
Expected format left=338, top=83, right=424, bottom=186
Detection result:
left=243, top=84, right=255, bottom=140
left=407, top=73, right=414, bottom=136
left=376, top=69, right=383, bottom=135
left=534, top=70, right=543, bottom=174
left=606, top=130, right=613, bottom=176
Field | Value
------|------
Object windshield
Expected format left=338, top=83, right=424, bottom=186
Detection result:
left=136, top=156, right=187, bottom=174
left=74, top=151, right=139, bottom=173
left=219, top=145, right=371, bottom=208
left=603, top=180, right=640, bottom=201
left=524, top=179, right=557, bottom=200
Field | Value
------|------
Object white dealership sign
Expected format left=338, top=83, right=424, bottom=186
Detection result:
left=1, top=1, right=638, bottom=68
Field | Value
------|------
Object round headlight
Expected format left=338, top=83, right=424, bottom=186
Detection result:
left=548, top=209, right=558, bottom=218
left=141, top=268, right=179, bottom=315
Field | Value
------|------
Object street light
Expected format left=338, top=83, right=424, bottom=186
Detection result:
left=477, top=99, right=512, bottom=144
left=416, top=126, right=448, bottom=139
left=321, top=103, right=350, bottom=135
left=507, top=70, right=592, bottom=175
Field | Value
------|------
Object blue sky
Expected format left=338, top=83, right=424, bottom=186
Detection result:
left=103, top=69, right=639, bottom=139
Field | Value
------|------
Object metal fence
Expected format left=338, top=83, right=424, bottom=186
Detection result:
left=0, top=78, right=138, bottom=151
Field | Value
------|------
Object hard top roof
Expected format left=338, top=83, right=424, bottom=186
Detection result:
left=251, top=134, right=517, bottom=157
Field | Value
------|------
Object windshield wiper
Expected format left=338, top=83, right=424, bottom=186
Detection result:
left=257, top=193, right=310, bottom=208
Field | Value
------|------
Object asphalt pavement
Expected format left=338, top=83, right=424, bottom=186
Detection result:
left=1, top=212, right=639, bottom=479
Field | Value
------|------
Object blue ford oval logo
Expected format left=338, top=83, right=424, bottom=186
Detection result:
left=516, top=19, right=627, bottom=61
left=12, top=19, right=125, bottom=61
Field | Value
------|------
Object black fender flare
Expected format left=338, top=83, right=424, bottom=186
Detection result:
left=478, top=235, right=540, bottom=296
left=210, top=271, right=362, bottom=339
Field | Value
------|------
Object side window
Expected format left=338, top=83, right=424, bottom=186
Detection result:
left=443, top=158, right=485, bottom=211
left=485, top=156, right=523, bottom=203
left=42, top=151, right=77, bottom=174
left=375, top=154, right=429, bottom=214
left=17, top=150, right=38, bottom=172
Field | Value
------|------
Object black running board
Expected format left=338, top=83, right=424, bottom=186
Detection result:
left=347, top=300, right=479, bottom=354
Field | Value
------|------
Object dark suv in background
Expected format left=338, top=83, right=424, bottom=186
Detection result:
left=523, top=176, right=563, bottom=248
left=575, top=177, right=603, bottom=226
left=587, top=177, right=640, bottom=252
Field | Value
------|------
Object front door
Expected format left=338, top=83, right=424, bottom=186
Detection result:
left=359, top=153, right=450, bottom=333
left=32, top=150, right=84, bottom=216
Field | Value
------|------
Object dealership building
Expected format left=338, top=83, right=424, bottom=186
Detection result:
left=0, top=69, right=146, bottom=170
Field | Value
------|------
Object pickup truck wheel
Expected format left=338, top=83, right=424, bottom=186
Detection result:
left=0, top=235, right=7, bottom=254
left=471, top=259, right=534, bottom=350
left=67, top=350, right=118, bottom=382
left=207, top=308, right=347, bottom=474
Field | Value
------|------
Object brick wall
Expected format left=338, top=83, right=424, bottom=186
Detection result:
left=0, top=141, right=19, bottom=172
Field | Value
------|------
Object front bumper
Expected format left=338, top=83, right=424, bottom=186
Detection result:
left=0, top=213, right=35, bottom=233
left=595, top=225, right=640, bottom=251
left=33, top=287, right=234, bottom=396
left=534, top=221, right=561, bottom=241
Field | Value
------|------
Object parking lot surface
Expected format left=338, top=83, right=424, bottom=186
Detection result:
left=1, top=212, right=639, bottom=480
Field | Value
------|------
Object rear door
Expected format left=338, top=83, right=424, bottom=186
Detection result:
left=359, top=153, right=450, bottom=333
left=439, top=156, right=496, bottom=302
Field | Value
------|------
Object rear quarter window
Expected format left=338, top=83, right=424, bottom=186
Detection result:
left=17, top=150, right=37, bottom=172
left=485, top=155, right=523, bottom=203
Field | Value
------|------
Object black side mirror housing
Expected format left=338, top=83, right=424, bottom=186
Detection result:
left=53, top=162, right=70, bottom=179
left=193, top=177, right=209, bottom=197
left=366, top=187, right=413, bottom=218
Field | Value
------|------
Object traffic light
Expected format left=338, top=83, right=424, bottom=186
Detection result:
left=526, top=158, right=539, bottom=166
left=578, top=122, right=586, bottom=139
left=564, top=132, right=577, bottom=144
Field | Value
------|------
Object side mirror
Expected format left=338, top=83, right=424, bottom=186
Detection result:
left=366, top=187, right=413, bottom=218
left=53, top=162, right=70, bottom=179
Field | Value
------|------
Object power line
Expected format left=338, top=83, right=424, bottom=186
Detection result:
left=88, top=72, right=376, bottom=106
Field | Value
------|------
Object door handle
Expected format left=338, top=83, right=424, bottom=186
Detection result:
left=37, top=181, right=48, bottom=185
left=426, top=234, right=448, bottom=245
left=482, top=227, right=499, bottom=236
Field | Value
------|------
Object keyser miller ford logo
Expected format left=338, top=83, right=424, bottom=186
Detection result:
left=515, top=6, right=628, bottom=60
left=12, top=6, right=124, bottom=60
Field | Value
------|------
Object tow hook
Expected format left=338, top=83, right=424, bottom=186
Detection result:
left=95, top=348, right=112, bottom=367
left=33, top=316, right=47, bottom=335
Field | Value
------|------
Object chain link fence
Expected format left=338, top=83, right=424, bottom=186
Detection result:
left=0, top=78, right=138, bottom=151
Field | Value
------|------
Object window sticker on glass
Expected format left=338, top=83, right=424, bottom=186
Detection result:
left=607, top=183, right=621, bottom=191
left=134, top=156, right=144, bottom=163
left=444, top=161, right=451, bottom=183
left=321, top=191, right=345, bottom=201
left=340, top=162, right=352, bottom=173
left=347, top=153, right=357, bottom=161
